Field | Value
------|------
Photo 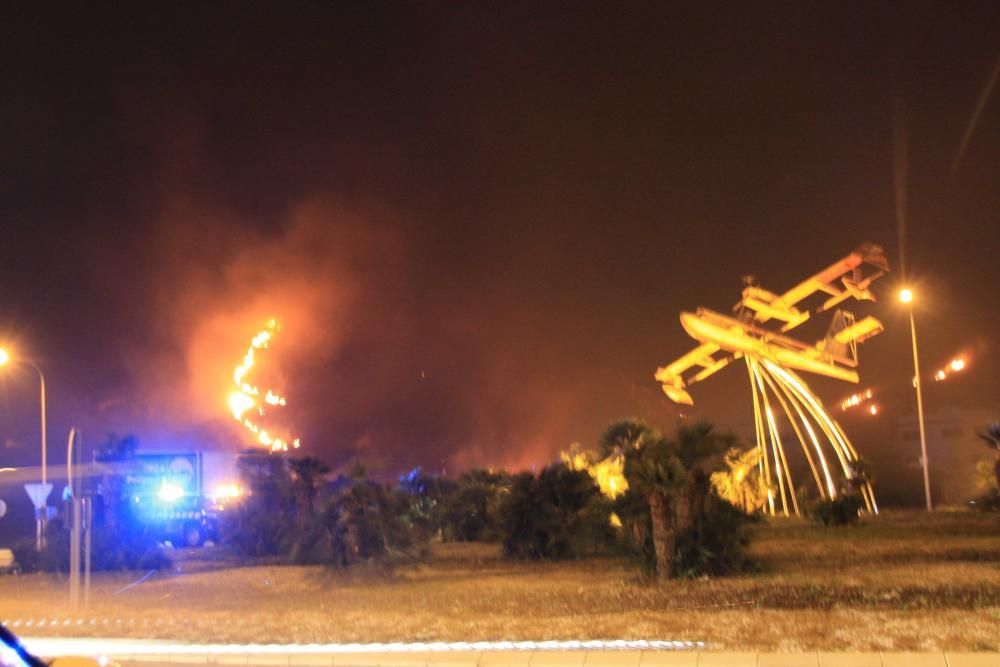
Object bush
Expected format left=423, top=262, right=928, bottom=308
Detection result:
left=324, top=479, right=429, bottom=567
left=811, top=494, right=864, bottom=526
left=443, top=484, right=495, bottom=541
left=221, top=454, right=430, bottom=568
left=398, top=467, right=458, bottom=540
left=222, top=452, right=298, bottom=558
left=674, top=493, right=757, bottom=577
left=441, top=469, right=509, bottom=542
left=615, top=489, right=756, bottom=578
left=612, top=487, right=657, bottom=575
left=12, top=525, right=171, bottom=573
left=223, top=499, right=297, bottom=557
left=499, top=464, right=613, bottom=560
left=499, top=473, right=556, bottom=559
left=11, top=538, right=45, bottom=573
left=970, top=488, right=1000, bottom=512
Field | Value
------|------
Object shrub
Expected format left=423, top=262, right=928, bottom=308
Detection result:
left=500, top=472, right=558, bottom=559
left=810, top=494, right=864, bottom=526
left=222, top=500, right=297, bottom=557
left=612, top=486, right=657, bottom=575
left=615, top=488, right=755, bottom=577
left=674, top=493, right=757, bottom=577
left=12, top=525, right=171, bottom=573
left=324, top=479, right=428, bottom=566
left=398, top=467, right=458, bottom=541
left=222, top=452, right=298, bottom=558
left=11, top=538, right=45, bottom=573
left=441, top=469, right=509, bottom=542
left=221, top=454, right=430, bottom=567
left=499, top=463, right=612, bottom=560
left=970, top=488, right=1000, bottom=512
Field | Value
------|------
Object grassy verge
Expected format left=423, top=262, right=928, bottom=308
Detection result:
left=1, top=511, right=998, bottom=651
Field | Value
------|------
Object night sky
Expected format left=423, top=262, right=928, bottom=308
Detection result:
left=1, top=4, right=998, bottom=490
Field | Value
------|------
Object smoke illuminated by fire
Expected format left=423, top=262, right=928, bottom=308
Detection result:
left=227, top=318, right=301, bottom=452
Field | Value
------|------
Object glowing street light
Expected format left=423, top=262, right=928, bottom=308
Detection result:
left=933, top=357, right=969, bottom=381
left=840, top=388, right=875, bottom=412
left=898, top=289, right=932, bottom=511
left=0, top=347, right=49, bottom=547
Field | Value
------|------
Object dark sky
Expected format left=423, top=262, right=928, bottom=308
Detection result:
left=0, top=3, right=998, bottom=482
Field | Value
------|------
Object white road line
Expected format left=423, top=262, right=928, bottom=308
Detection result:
left=19, top=637, right=704, bottom=657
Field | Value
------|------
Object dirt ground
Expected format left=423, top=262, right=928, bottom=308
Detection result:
left=1, top=511, right=998, bottom=651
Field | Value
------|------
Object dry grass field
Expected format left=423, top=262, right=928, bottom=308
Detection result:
left=2, top=511, right=998, bottom=651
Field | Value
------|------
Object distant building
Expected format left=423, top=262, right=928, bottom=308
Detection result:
left=896, top=407, right=996, bottom=507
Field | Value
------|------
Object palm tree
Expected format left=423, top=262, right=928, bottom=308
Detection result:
left=288, top=456, right=331, bottom=519
left=978, top=422, right=1000, bottom=491
left=599, top=419, right=668, bottom=574
left=670, top=422, right=736, bottom=542
left=601, top=419, right=734, bottom=579
left=599, top=419, right=661, bottom=456
left=95, top=433, right=139, bottom=530
left=622, top=436, right=686, bottom=579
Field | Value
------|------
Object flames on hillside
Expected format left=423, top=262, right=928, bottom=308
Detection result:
left=226, top=318, right=301, bottom=452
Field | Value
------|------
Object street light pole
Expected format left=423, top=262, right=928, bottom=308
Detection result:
left=24, top=361, right=49, bottom=549
left=37, top=367, right=46, bottom=488
left=0, top=350, right=49, bottom=548
left=900, top=290, right=932, bottom=511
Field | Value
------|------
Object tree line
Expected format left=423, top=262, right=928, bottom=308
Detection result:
left=224, top=419, right=758, bottom=579
left=16, top=413, right=943, bottom=577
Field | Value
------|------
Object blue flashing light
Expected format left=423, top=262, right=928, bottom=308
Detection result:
left=157, top=479, right=185, bottom=503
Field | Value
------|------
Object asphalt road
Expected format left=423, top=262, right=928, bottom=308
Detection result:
left=18, top=637, right=1000, bottom=667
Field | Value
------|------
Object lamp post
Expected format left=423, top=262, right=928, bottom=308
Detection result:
left=899, top=289, right=932, bottom=511
left=0, top=348, right=49, bottom=546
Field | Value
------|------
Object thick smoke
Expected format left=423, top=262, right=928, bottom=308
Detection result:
left=101, top=196, right=402, bottom=461
left=92, top=184, right=691, bottom=476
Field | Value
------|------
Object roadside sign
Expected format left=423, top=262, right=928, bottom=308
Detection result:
left=23, top=482, right=53, bottom=509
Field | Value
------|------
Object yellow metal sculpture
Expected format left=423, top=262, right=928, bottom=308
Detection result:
left=655, top=244, right=888, bottom=516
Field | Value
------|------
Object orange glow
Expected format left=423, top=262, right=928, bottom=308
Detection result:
left=868, top=404, right=878, bottom=415
left=935, top=357, right=969, bottom=381
left=214, top=483, right=243, bottom=499
left=899, top=288, right=913, bottom=303
left=228, top=319, right=300, bottom=452
left=0, top=348, right=9, bottom=366
left=561, top=449, right=627, bottom=499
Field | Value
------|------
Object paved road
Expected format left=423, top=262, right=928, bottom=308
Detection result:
left=18, top=637, right=1000, bottom=667
left=111, top=652, right=1000, bottom=666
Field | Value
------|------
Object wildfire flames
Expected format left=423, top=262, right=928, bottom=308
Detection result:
left=227, top=318, right=301, bottom=452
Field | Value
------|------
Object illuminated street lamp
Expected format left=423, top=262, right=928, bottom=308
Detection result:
left=0, top=347, right=49, bottom=547
left=898, top=289, right=932, bottom=511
